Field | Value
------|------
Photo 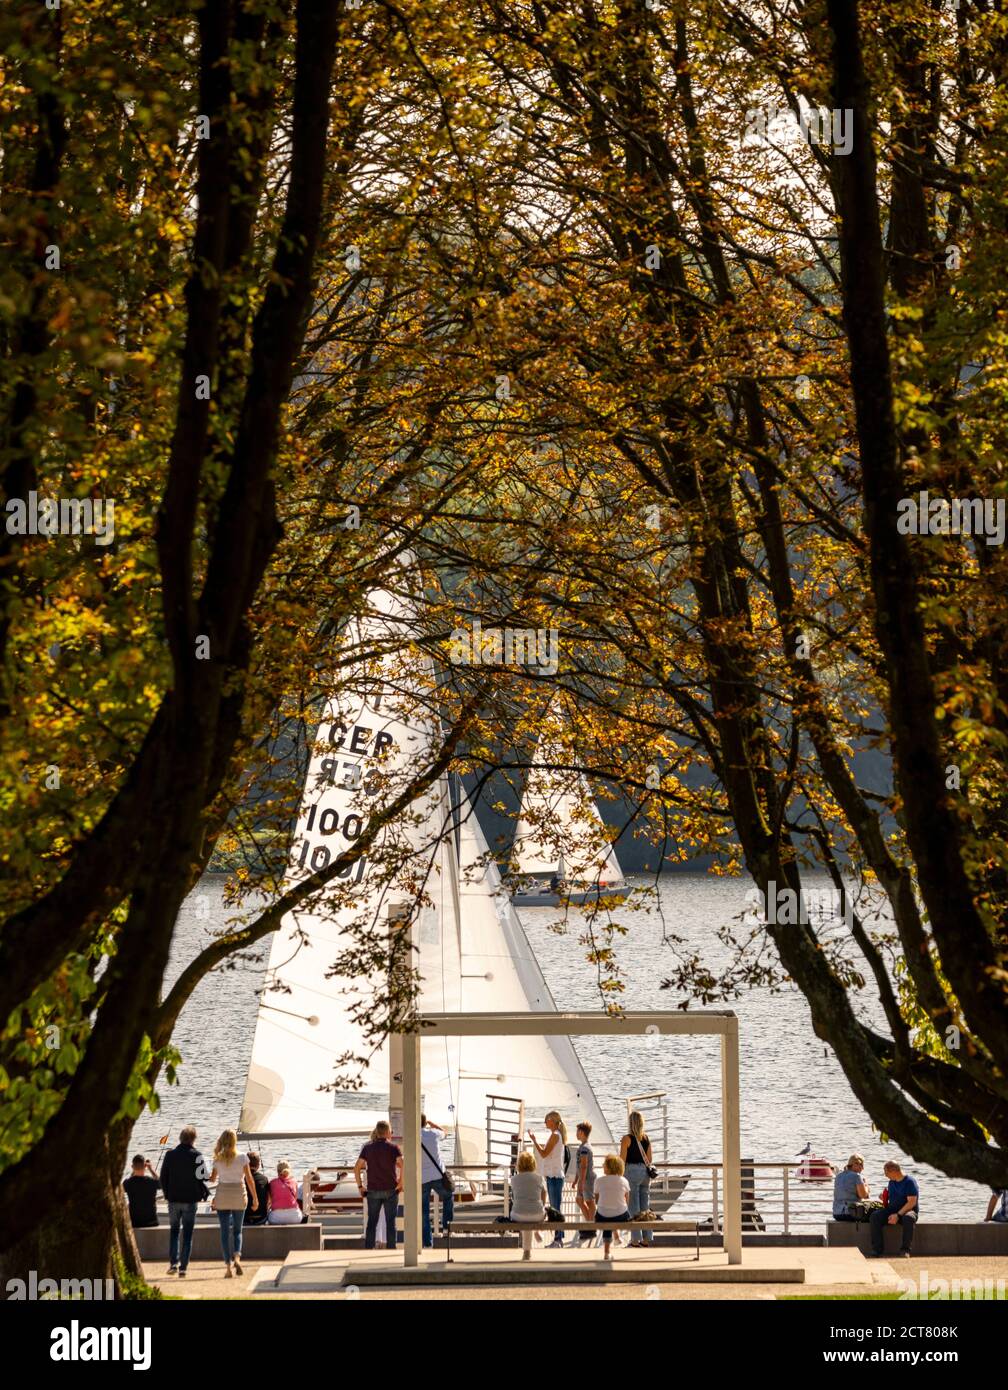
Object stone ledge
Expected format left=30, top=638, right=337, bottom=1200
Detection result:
left=827, top=1221, right=1008, bottom=1256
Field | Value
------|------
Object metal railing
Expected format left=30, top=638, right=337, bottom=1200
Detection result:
left=637, top=1162, right=834, bottom=1235
left=306, top=1158, right=836, bottom=1237
left=482, top=1158, right=835, bottom=1235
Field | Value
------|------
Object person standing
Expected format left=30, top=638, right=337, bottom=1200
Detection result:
left=122, top=1155, right=160, bottom=1229
left=160, top=1125, right=209, bottom=1278
left=572, top=1122, right=596, bottom=1243
left=620, top=1111, right=655, bottom=1247
left=868, top=1160, right=919, bottom=1258
left=511, top=1151, right=548, bottom=1261
left=420, top=1114, right=455, bottom=1248
left=210, top=1129, right=258, bottom=1277
left=594, top=1155, right=631, bottom=1262
left=354, top=1120, right=404, bottom=1250
left=529, top=1110, right=567, bottom=1247
left=245, top=1153, right=270, bottom=1226
left=832, top=1154, right=870, bottom=1220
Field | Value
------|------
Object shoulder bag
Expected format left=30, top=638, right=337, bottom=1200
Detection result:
left=420, top=1134, right=454, bottom=1192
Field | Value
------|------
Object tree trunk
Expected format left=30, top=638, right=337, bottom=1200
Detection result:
left=0, top=1133, right=143, bottom=1297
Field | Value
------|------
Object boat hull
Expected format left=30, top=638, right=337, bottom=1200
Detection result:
left=512, top=886, right=631, bottom=907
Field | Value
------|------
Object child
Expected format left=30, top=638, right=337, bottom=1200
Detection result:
left=572, top=1122, right=596, bottom=1243
left=594, top=1154, right=630, bottom=1261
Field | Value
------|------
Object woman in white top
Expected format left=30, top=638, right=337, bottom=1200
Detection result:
left=528, top=1110, right=567, bottom=1247
left=594, top=1154, right=631, bottom=1262
left=510, top=1151, right=548, bottom=1261
left=210, top=1129, right=258, bottom=1277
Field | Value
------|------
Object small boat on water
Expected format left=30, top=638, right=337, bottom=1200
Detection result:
left=511, top=731, right=629, bottom=908
left=794, top=1143, right=837, bottom=1183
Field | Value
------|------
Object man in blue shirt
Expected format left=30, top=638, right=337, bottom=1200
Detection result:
left=419, top=1114, right=454, bottom=1248
left=869, top=1160, right=919, bottom=1257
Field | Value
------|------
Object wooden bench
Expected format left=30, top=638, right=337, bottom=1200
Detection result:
left=444, top=1219, right=699, bottom=1261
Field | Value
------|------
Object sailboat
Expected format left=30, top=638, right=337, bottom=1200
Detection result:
left=237, top=575, right=612, bottom=1181
left=511, top=734, right=629, bottom=907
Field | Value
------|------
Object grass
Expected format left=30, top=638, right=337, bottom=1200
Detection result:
left=782, top=1291, right=1006, bottom=1301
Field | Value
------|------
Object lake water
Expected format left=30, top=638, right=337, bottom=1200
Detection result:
left=129, top=873, right=985, bottom=1223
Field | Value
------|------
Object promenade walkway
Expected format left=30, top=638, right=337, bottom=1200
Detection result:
left=136, top=1246, right=1008, bottom=1300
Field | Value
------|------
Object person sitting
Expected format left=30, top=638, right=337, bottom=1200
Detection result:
left=245, top=1152, right=270, bottom=1225
left=267, top=1161, right=302, bottom=1225
left=985, top=1188, right=1008, bottom=1223
left=869, top=1160, right=919, bottom=1258
left=832, top=1153, right=870, bottom=1220
left=510, top=1151, right=548, bottom=1261
left=594, top=1154, right=631, bottom=1262
left=122, top=1154, right=160, bottom=1229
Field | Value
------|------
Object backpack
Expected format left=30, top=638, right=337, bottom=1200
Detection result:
left=563, top=1143, right=579, bottom=1183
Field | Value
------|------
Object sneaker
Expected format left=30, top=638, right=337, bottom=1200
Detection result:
left=178, top=1271, right=187, bottom=1279
left=166, top=1266, right=178, bottom=1276
left=233, top=1259, right=243, bottom=1276
left=899, top=1251, right=911, bottom=1259
left=224, top=1264, right=233, bottom=1278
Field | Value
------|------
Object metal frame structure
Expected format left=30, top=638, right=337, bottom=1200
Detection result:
left=397, top=1010, right=742, bottom=1268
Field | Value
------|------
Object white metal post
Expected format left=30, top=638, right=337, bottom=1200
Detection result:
left=402, top=1031, right=422, bottom=1267
left=721, top=1018, right=742, bottom=1263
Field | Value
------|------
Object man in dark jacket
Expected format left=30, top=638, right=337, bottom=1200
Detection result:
left=245, top=1153, right=270, bottom=1225
left=159, top=1125, right=209, bottom=1277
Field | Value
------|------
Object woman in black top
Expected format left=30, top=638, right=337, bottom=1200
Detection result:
left=620, top=1112, right=654, bottom=1247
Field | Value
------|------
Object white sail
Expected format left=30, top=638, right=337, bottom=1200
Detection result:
left=451, top=802, right=613, bottom=1158
left=239, top=581, right=613, bottom=1158
left=239, top=578, right=460, bottom=1139
left=513, top=738, right=625, bottom=885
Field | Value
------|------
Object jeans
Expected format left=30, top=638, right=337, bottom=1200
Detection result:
left=422, top=1179, right=455, bottom=1247
left=545, top=1176, right=564, bottom=1239
left=625, top=1163, right=653, bottom=1244
left=870, top=1207, right=917, bottom=1254
left=365, top=1190, right=399, bottom=1249
left=168, top=1201, right=197, bottom=1270
left=217, top=1208, right=246, bottom=1263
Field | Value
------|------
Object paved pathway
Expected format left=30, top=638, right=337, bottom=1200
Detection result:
left=141, top=1252, right=1007, bottom=1300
